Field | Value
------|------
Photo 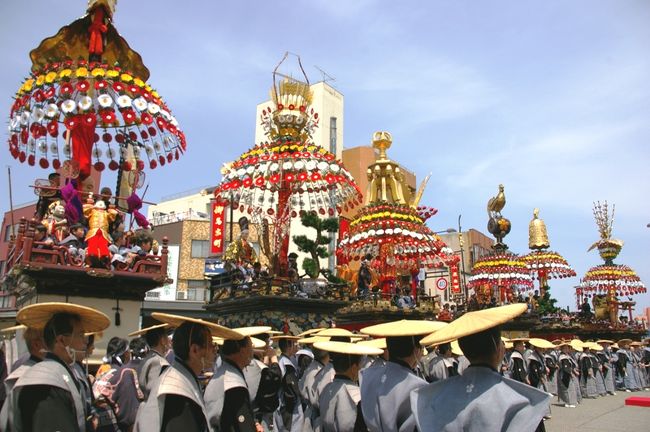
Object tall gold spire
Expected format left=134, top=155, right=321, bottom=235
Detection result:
left=365, top=132, right=415, bottom=206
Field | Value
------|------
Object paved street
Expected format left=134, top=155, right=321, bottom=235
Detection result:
left=545, top=390, right=650, bottom=432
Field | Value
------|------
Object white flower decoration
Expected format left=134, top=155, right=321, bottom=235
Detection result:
left=148, top=103, right=160, bottom=114
left=32, top=108, right=45, bottom=122
left=98, top=94, right=113, bottom=108
left=117, top=95, right=132, bottom=109
left=20, top=111, right=31, bottom=124
left=133, top=97, right=148, bottom=111
left=45, top=103, right=59, bottom=118
left=61, top=100, right=76, bottom=114
left=78, top=96, right=93, bottom=111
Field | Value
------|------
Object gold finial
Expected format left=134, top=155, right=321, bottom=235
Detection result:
left=372, top=131, right=392, bottom=160
left=486, top=184, right=506, bottom=217
left=364, top=131, right=412, bottom=205
left=529, top=208, right=550, bottom=250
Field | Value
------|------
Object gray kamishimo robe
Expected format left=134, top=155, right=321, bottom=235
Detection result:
left=410, top=365, right=551, bottom=432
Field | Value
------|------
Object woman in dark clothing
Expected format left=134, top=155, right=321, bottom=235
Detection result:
left=109, top=337, right=147, bottom=432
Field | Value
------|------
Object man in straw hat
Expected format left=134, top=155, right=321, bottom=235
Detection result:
left=579, top=344, right=598, bottom=398
left=273, top=334, right=304, bottom=432
left=595, top=339, right=616, bottom=395
left=358, top=319, right=448, bottom=432
left=0, top=325, right=45, bottom=431
left=242, top=330, right=282, bottom=431
left=556, top=341, right=579, bottom=408
left=313, top=340, right=383, bottom=432
left=297, top=334, right=330, bottom=432
left=11, top=302, right=110, bottom=432
left=134, top=313, right=235, bottom=432
left=508, top=338, right=530, bottom=384
left=205, top=326, right=278, bottom=432
left=128, top=323, right=171, bottom=399
left=410, top=304, right=550, bottom=432
left=421, top=342, right=458, bottom=383
left=615, top=338, right=638, bottom=392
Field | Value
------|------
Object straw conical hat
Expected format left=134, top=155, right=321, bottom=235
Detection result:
left=232, top=326, right=273, bottom=337
left=17, top=302, right=110, bottom=333
left=420, top=304, right=527, bottom=347
left=316, top=328, right=369, bottom=338
left=529, top=338, right=555, bottom=349
left=298, top=336, right=331, bottom=345
left=152, top=312, right=243, bottom=340
left=298, top=328, right=325, bottom=337
left=0, top=324, right=27, bottom=333
left=128, top=323, right=170, bottom=337
left=450, top=340, right=464, bottom=356
left=361, top=320, right=448, bottom=338
left=314, top=341, right=383, bottom=356
left=356, top=338, right=387, bottom=350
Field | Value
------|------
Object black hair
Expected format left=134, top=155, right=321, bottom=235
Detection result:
left=172, top=321, right=210, bottom=361
left=129, top=337, right=149, bottom=359
left=331, top=352, right=363, bottom=373
left=48, top=172, right=60, bottom=180
left=34, top=224, right=47, bottom=233
left=329, top=336, right=352, bottom=343
left=458, top=326, right=501, bottom=362
left=145, top=326, right=168, bottom=348
left=386, top=335, right=423, bottom=359
left=107, top=337, right=129, bottom=364
left=70, top=223, right=85, bottom=232
left=278, top=338, right=294, bottom=353
left=364, top=254, right=373, bottom=261
left=133, top=230, right=154, bottom=247
left=221, top=337, right=250, bottom=356
left=43, top=312, right=81, bottom=350
left=312, top=346, right=330, bottom=363
left=437, top=342, right=452, bottom=355
left=87, top=333, right=95, bottom=348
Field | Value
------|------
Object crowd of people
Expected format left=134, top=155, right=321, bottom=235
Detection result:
left=0, top=302, right=648, bottom=432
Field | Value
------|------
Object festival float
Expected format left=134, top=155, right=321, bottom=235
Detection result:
left=467, top=185, right=534, bottom=306
left=576, top=201, right=646, bottom=331
left=521, top=208, right=576, bottom=309
left=205, top=58, right=363, bottom=331
left=2, top=1, right=180, bottom=349
left=335, top=131, right=459, bottom=327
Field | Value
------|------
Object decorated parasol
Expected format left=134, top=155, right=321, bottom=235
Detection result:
left=577, top=201, right=646, bottom=322
left=7, top=0, right=185, bottom=197
left=214, top=54, right=362, bottom=274
left=468, top=185, right=533, bottom=304
left=337, top=132, right=458, bottom=297
left=521, top=208, right=576, bottom=296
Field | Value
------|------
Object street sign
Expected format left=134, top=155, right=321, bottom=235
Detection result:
left=436, top=277, right=448, bottom=291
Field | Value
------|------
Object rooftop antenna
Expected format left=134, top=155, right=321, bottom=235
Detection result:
left=314, top=65, right=336, bottom=87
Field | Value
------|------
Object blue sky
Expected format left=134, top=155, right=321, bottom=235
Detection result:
left=1, top=1, right=648, bottom=314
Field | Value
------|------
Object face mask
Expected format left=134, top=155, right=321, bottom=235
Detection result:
left=65, top=344, right=77, bottom=364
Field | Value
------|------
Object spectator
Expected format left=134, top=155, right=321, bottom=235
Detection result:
left=32, top=224, right=55, bottom=247
left=580, top=298, right=592, bottom=319
left=59, top=223, right=86, bottom=263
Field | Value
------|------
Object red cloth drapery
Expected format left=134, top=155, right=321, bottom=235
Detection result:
left=66, top=114, right=97, bottom=182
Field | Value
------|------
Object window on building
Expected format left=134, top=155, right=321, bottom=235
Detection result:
left=187, top=279, right=208, bottom=301
left=3, top=224, right=20, bottom=242
left=329, top=117, right=337, bottom=155
left=191, top=240, right=209, bottom=258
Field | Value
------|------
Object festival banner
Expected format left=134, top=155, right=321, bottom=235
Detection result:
left=450, top=262, right=461, bottom=293
left=210, top=201, right=226, bottom=255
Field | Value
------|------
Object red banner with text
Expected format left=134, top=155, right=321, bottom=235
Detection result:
left=450, top=263, right=461, bottom=293
left=210, top=201, right=226, bottom=255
